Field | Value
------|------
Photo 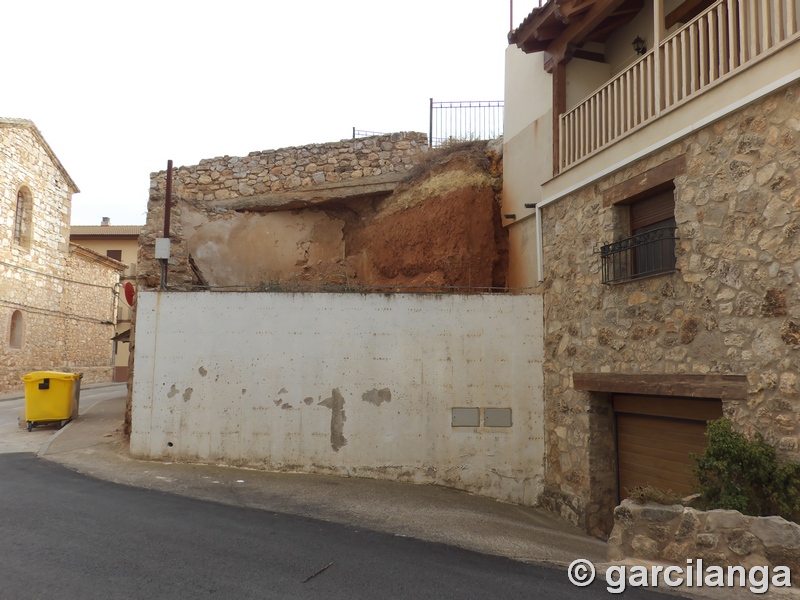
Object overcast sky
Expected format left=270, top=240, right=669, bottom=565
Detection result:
left=3, top=1, right=540, bottom=226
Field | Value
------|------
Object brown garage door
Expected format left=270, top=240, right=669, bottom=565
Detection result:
left=614, top=395, right=722, bottom=499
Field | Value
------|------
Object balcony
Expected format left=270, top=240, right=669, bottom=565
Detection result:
left=560, top=0, right=800, bottom=171
left=600, top=226, right=677, bottom=284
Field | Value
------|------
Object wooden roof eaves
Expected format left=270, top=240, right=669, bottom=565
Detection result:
left=509, top=2, right=558, bottom=49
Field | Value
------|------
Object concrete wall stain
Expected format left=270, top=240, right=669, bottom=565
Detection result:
left=198, top=366, right=207, bottom=377
left=362, top=388, right=392, bottom=406
left=318, top=388, right=348, bottom=451
left=167, top=384, right=179, bottom=398
left=183, top=388, right=193, bottom=402
left=303, top=397, right=314, bottom=405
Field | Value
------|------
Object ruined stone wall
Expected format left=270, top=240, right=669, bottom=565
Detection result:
left=140, top=132, right=429, bottom=291
left=0, top=123, right=72, bottom=393
left=150, top=131, right=428, bottom=202
left=137, top=135, right=506, bottom=292
left=539, top=83, right=800, bottom=535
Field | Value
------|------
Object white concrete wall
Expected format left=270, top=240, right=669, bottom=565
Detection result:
left=504, top=46, right=551, bottom=141
left=131, top=291, right=545, bottom=505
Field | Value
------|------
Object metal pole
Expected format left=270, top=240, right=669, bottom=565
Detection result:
left=429, top=98, right=434, bottom=148
left=510, top=0, right=513, bottom=34
left=161, top=159, right=173, bottom=291
left=164, top=159, right=173, bottom=238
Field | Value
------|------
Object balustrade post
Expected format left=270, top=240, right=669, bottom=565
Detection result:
left=654, top=0, right=665, bottom=116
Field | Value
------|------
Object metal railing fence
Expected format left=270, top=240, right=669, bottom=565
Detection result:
left=429, top=99, right=504, bottom=148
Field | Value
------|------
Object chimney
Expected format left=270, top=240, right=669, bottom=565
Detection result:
left=101, top=217, right=111, bottom=226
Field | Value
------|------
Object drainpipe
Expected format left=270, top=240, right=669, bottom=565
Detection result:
left=536, top=205, right=544, bottom=282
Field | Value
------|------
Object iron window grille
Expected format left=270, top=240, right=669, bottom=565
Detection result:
left=600, top=226, right=678, bottom=284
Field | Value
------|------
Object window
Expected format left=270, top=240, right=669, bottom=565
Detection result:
left=9, top=310, right=23, bottom=349
left=601, top=188, right=677, bottom=284
left=106, top=249, right=123, bottom=261
left=14, top=187, right=33, bottom=247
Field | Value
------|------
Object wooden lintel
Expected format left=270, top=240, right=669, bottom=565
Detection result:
left=572, top=373, right=748, bottom=400
left=665, top=0, right=715, bottom=29
left=602, top=155, right=686, bottom=207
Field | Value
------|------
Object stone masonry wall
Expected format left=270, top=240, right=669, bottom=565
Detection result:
left=0, top=123, right=73, bottom=393
left=0, top=122, right=122, bottom=392
left=609, top=499, right=800, bottom=585
left=63, top=246, right=124, bottom=384
left=539, top=83, right=800, bottom=535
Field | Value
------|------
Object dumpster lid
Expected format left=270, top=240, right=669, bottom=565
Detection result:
left=21, top=371, right=82, bottom=382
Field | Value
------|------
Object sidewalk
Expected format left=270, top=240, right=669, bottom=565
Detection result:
left=39, top=394, right=606, bottom=569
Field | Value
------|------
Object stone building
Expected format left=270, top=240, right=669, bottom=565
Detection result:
left=0, top=118, right=125, bottom=393
left=71, top=219, right=143, bottom=382
left=503, top=0, right=800, bottom=535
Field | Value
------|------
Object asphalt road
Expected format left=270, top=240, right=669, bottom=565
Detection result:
left=0, top=453, right=682, bottom=600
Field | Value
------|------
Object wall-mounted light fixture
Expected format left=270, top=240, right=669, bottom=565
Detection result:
left=503, top=214, right=517, bottom=220
left=632, top=36, right=646, bottom=55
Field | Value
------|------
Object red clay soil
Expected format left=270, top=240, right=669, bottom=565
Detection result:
left=350, top=184, right=508, bottom=291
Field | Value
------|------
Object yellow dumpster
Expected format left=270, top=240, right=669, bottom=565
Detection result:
left=21, top=371, right=82, bottom=432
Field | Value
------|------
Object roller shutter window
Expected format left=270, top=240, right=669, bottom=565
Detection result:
left=614, top=395, right=722, bottom=499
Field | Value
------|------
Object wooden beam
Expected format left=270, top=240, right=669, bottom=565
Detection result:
left=602, top=154, right=686, bottom=207
left=665, top=0, right=715, bottom=30
left=582, top=9, right=644, bottom=43
left=523, top=40, right=551, bottom=53
left=572, top=49, right=606, bottom=62
left=556, top=0, right=599, bottom=20
left=534, top=24, right=566, bottom=41
left=572, top=373, right=748, bottom=400
left=552, top=61, right=567, bottom=176
left=545, top=0, right=628, bottom=65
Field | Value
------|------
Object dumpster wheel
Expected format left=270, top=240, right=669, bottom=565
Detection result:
left=26, top=421, right=33, bottom=432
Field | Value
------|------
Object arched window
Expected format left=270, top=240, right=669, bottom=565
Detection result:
left=9, top=310, right=23, bottom=349
left=14, top=187, right=33, bottom=247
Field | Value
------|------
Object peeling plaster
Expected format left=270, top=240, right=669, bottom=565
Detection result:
left=198, top=366, right=207, bottom=377
left=167, top=385, right=179, bottom=398
left=183, top=388, right=193, bottom=402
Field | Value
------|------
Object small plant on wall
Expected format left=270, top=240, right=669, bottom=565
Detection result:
left=692, top=418, right=800, bottom=521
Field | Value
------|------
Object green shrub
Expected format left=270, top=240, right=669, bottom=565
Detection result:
left=692, top=418, right=800, bottom=521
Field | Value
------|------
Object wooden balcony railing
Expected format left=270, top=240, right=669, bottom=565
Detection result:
left=559, top=0, right=800, bottom=172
